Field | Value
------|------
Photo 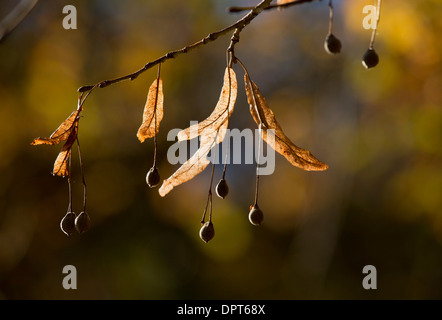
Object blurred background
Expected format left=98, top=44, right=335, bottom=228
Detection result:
left=0, top=0, right=441, bottom=299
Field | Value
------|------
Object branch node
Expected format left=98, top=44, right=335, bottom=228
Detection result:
left=77, top=85, right=94, bottom=93
left=99, top=82, right=107, bottom=88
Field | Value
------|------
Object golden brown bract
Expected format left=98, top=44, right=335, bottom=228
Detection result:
left=31, top=109, right=81, bottom=177
left=137, top=77, right=164, bottom=143
left=244, top=74, right=328, bottom=172
left=159, top=67, right=237, bottom=197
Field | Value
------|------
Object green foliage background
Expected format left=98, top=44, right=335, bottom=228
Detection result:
left=0, top=0, right=441, bottom=299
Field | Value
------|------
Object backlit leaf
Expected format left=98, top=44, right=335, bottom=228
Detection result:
left=52, top=119, right=78, bottom=177
left=245, top=74, right=328, bottom=171
left=52, top=121, right=78, bottom=177
left=159, top=67, right=237, bottom=197
left=178, top=68, right=236, bottom=142
left=31, top=110, right=80, bottom=146
left=137, top=77, right=164, bottom=142
left=31, top=108, right=81, bottom=177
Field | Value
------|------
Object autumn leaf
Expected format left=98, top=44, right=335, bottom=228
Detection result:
left=244, top=74, right=328, bottom=171
left=52, top=120, right=78, bottom=177
left=177, top=68, right=236, bottom=141
left=137, top=77, right=164, bottom=143
left=159, top=128, right=227, bottom=197
left=31, top=109, right=80, bottom=146
left=159, top=67, right=237, bottom=197
left=31, top=109, right=81, bottom=177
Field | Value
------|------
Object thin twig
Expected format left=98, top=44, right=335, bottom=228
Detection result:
left=328, top=0, right=334, bottom=34
left=201, top=190, right=210, bottom=224
left=78, top=84, right=99, bottom=110
left=67, top=153, right=72, bottom=213
left=78, top=0, right=273, bottom=94
left=76, top=137, right=87, bottom=211
left=228, top=0, right=316, bottom=13
left=254, top=124, right=263, bottom=207
left=236, top=58, right=263, bottom=207
left=201, top=143, right=218, bottom=224
left=153, top=63, right=161, bottom=168
left=222, top=53, right=233, bottom=179
left=369, top=0, right=382, bottom=49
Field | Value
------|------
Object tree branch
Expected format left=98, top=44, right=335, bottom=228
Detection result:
left=228, top=0, right=317, bottom=13
left=78, top=0, right=273, bottom=93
